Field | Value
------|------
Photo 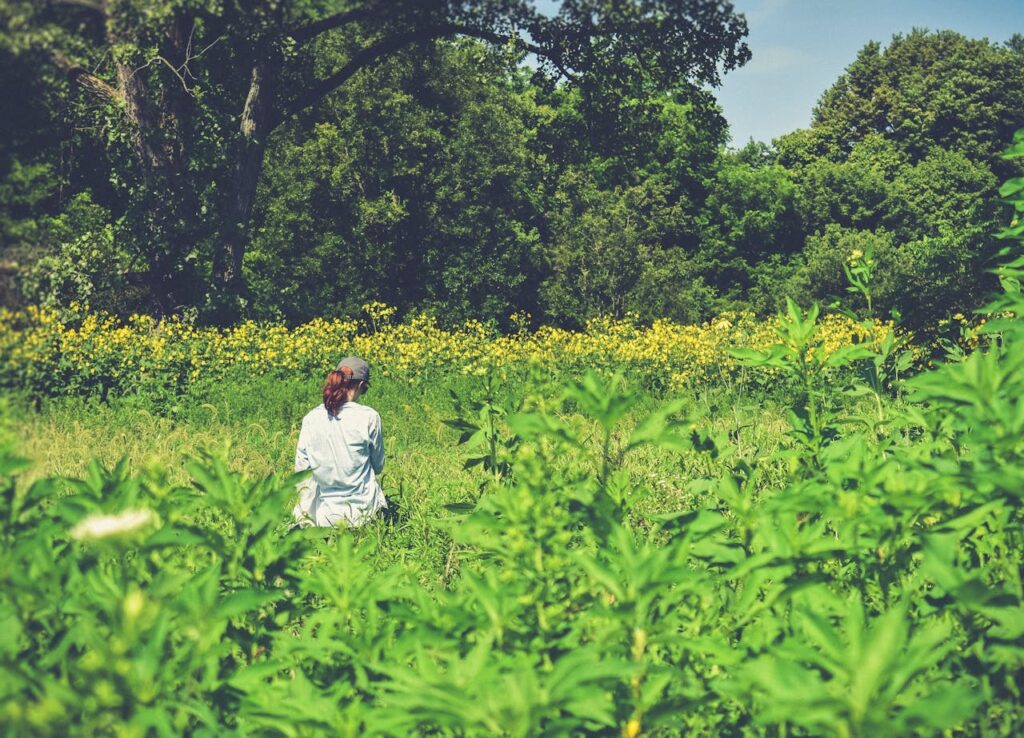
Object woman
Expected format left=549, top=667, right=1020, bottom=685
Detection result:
left=293, top=356, right=387, bottom=528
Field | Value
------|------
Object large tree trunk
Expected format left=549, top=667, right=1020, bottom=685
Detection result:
left=109, top=12, right=197, bottom=316
left=113, top=61, right=185, bottom=315
left=210, top=60, right=278, bottom=317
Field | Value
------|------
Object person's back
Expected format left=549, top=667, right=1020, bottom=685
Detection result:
left=294, top=357, right=386, bottom=528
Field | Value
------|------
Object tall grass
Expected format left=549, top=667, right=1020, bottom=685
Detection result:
left=2, top=130, right=1023, bottom=737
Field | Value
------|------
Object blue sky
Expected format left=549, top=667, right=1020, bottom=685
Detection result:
left=536, top=0, right=1020, bottom=146
left=718, top=0, right=1020, bottom=146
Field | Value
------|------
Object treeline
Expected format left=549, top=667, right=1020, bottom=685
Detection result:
left=2, top=10, right=1023, bottom=330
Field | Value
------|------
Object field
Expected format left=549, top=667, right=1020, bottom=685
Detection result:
left=3, top=262, right=1024, bottom=737
left=10, top=371, right=787, bottom=589
left=6, top=3, right=1024, bottom=735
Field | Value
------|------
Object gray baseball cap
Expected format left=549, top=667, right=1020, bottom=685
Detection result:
left=336, top=356, right=371, bottom=383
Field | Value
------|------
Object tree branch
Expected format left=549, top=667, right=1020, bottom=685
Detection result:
left=52, top=0, right=105, bottom=14
left=131, top=34, right=223, bottom=96
left=288, top=8, right=375, bottom=45
left=279, top=28, right=423, bottom=123
left=52, top=49, right=122, bottom=104
left=451, top=25, right=580, bottom=83
left=280, top=22, right=575, bottom=123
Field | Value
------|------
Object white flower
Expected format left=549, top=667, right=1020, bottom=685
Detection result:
left=71, top=508, right=159, bottom=541
left=122, top=590, right=146, bottom=621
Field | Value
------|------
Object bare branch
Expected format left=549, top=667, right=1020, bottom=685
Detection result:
left=131, top=34, right=224, bottom=96
left=158, top=56, right=191, bottom=93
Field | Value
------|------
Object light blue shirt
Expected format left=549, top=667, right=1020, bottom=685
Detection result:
left=294, top=402, right=386, bottom=527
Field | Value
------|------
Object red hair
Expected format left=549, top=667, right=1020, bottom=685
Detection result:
left=323, top=367, right=362, bottom=416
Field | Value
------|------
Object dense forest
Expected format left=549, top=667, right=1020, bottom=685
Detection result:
left=1, top=2, right=1023, bottom=333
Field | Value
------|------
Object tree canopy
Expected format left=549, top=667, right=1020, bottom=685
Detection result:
left=0, top=0, right=750, bottom=317
left=1, top=16, right=1022, bottom=334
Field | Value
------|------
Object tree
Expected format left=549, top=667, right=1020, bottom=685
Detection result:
left=792, top=134, right=908, bottom=236
left=781, top=142, right=1000, bottom=327
left=768, top=30, right=1024, bottom=329
left=533, top=88, right=728, bottom=325
left=696, top=142, right=800, bottom=308
left=247, top=39, right=543, bottom=325
left=539, top=168, right=653, bottom=324
left=3, top=0, right=749, bottom=318
left=777, top=30, right=1024, bottom=169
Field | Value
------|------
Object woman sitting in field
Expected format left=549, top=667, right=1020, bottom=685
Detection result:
left=293, top=356, right=387, bottom=528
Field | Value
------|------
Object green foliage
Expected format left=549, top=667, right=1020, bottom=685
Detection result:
left=782, top=137, right=1004, bottom=328
left=0, top=0, right=751, bottom=318
left=764, top=30, right=1024, bottom=329
left=696, top=143, right=802, bottom=310
left=16, top=194, right=143, bottom=314
left=6, top=140, right=1024, bottom=731
left=444, top=371, right=521, bottom=483
left=782, top=30, right=1024, bottom=166
left=4, top=306, right=1024, bottom=734
left=536, top=92, right=727, bottom=326
left=787, top=226, right=894, bottom=318
left=249, top=40, right=542, bottom=326
left=2, top=10, right=1020, bottom=332
left=539, top=169, right=666, bottom=324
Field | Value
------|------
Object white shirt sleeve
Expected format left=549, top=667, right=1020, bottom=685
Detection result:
left=295, top=418, right=313, bottom=473
left=292, top=417, right=317, bottom=525
left=369, top=411, right=385, bottom=475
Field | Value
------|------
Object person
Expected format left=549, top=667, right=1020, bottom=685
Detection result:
left=293, top=356, right=387, bottom=528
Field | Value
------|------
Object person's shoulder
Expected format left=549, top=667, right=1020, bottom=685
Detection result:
left=302, top=404, right=327, bottom=423
left=351, top=402, right=382, bottom=421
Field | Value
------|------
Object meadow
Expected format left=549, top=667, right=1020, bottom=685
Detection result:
left=5, top=300, right=821, bottom=587
left=3, top=264, right=1024, bottom=736
left=3, top=139, right=1024, bottom=736
left=8, top=370, right=783, bottom=585
left=4, top=3, right=1024, bottom=733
